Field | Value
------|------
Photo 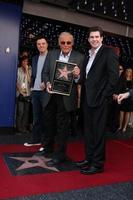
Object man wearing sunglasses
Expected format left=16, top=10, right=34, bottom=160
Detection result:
left=41, top=32, right=84, bottom=166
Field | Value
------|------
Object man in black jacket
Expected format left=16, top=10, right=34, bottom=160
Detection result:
left=76, top=26, right=119, bottom=175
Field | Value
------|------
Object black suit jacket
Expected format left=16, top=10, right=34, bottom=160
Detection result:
left=129, top=89, right=133, bottom=100
left=42, top=49, right=84, bottom=111
left=81, top=45, right=119, bottom=107
left=31, top=55, right=39, bottom=88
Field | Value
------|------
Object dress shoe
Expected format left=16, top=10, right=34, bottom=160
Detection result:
left=46, top=157, right=66, bottom=167
left=22, top=130, right=30, bottom=134
left=35, top=148, right=53, bottom=157
left=75, top=160, right=89, bottom=168
left=80, top=165, right=104, bottom=175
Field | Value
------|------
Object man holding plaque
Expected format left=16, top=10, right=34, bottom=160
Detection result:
left=42, top=32, right=84, bottom=166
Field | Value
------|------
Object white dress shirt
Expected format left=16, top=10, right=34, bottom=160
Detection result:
left=59, top=51, right=71, bottom=62
left=86, top=45, right=102, bottom=78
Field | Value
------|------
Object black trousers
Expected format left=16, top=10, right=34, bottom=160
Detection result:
left=43, top=95, right=70, bottom=158
left=83, top=98, right=108, bottom=168
left=107, top=100, right=120, bottom=132
left=32, top=91, right=45, bottom=143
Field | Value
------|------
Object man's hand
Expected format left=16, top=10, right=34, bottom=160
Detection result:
left=46, top=82, right=54, bottom=94
left=112, top=94, right=118, bottom=101
left=73, top=66, right=80, bottom=78
left=40, top=82, right=45, bottom=90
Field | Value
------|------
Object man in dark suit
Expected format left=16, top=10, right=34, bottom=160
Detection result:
left=76, top=26, right=119, bottom=175
left=24, top=36, right=48, bottom=147
left=42, top=32, right=84, bottom=166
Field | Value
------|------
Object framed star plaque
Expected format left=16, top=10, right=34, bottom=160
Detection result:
left=51, top=60, right=76, bottom=96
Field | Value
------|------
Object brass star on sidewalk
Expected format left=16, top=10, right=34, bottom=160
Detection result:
left=10, top=155, right=59, bottom=172
left=58, top=66, right=72, bottom=80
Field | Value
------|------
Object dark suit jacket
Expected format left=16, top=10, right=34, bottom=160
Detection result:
left=42, top=49, right=84, bottom=111
left=114, top=75, right=126, bottom=95
left=31, top=55, right=39, bottom=88
left=129, top=89, right=133, bottom=100
left=81, top=45, right=119, bottom=107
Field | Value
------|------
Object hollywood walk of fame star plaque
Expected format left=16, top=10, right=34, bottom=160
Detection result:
left=51, top=60, right=76, bottom=96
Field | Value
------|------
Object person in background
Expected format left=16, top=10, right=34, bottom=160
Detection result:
left=16, top=56, right=31, bottom=134
left=117, top=68, right=133, bottom=133
left=19, top=49, right=33, bottom=131
left=24, top=36, right=48, bottom=146
left=107, top=64, right=125, bottom=132
left=41, top=32, right=84, bottom=166
left=128, top=112, right=133, bottom=128
left=76, top=26, right=119, bottom=175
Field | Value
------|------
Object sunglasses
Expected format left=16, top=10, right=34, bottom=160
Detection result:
left=60, top=41, right=72, bottom=45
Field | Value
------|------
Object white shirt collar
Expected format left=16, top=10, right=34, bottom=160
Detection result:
left=60, top=50, right=71, bottom=58
left=89, top=44, right=102, bottom=56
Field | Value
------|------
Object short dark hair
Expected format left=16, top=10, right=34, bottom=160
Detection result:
left=35, top=35, right=48, bottom=43
left=88, top=26, right=103, bottom=37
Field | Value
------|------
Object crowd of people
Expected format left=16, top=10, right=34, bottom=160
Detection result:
left=15, top=26, right=133, bottom=175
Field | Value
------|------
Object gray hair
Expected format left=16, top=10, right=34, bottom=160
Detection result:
left=58, top=32, right=74, bottom=44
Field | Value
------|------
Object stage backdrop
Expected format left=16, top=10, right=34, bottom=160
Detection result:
left=0, top=1, right=22, bottom=127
